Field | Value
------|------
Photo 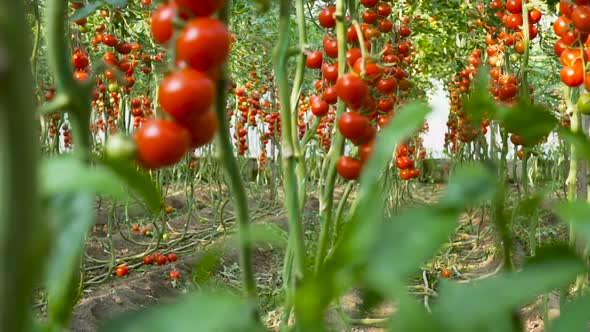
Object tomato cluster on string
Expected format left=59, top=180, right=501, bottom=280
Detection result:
left=445, top=50, right=486, bottom=153
left=309, top=1, right=420, bottom=181
left=553, top=1, right=590, bottom=91
left=134, top=0, right=229, bottom=169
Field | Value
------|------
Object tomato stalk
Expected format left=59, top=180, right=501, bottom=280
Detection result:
left=274, top=0, right=306, bottom=285
left=292, top=0, right=309, bottom=209
left=0, top=1, right=46, bottom=331
left=315, top=0, right=348, bottom=274
left=213, top=2, right=259, bottom=311
left=48, top=2, right=94, bottom=154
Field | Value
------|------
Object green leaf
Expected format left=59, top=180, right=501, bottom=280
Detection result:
left=498, top=100, right=558, bottom=146
left=104, top=0, right=127, bottom=8
left=433, top=246, right=584, bottom=331
left=357, top=101, right=431, bottom=219
left=550, top=294, right=590, bottom=332
left=463, top=67, right=496, bottom=124
left=558, top=128, right=590, bottom=163
left=99, top=156, right=162, bottom=214
left=41, top=156, right=126, bottom=199
left=558, top=201, right=590, bottom=245
left=366, top=206, right=458, bottom=296
left=69, top=1, right=104, bottom=22
left=440, top=165, right=497, bottom=209
left=46, top=193, right=95, bottom=328
left=100, top=291, right=265, bottom=332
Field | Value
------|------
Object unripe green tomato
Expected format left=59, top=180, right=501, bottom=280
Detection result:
left=578, top=94, right=590, bottom=115
left=79, top=25, right=90, bottom=33
left=108, top=83, right=119, bottom=92
left=105, top=134, right=136, bottom=161
left=509, top=54, right=519, bottom=63
left=162, top=233, right=170, bottom=240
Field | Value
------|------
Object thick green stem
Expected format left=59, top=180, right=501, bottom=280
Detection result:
left=46, top=0, right=92, bottom=155
left=315, top=0, right=347, bottom=274
left=567, top=90, right=579, bottom=247
left=0, top=1, right=46, bottom=331
left=275, top=0, right=306, bottom=281
left=214, top=3, right=259, bottom=310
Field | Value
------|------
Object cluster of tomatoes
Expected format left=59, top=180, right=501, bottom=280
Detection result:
left=309, top=1, right=418, bottom=181
left=445, top=50, right=486, bottom=152
left=143, top=252, right=178, bottom=266
left=395, top=143, right=420, bottom=180
left=232, top=84, right=273, bottom=156
left=487, top=0, right=540, bottom=102
left=133, top=0, right=229, bottom=169
left=115, top=252, right=180, bottom=281
left=553, top=0, right=590, bottom=109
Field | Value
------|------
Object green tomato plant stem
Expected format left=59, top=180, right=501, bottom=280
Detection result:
left=315, top=0, right=348, bottom=274
left=213, top=2, right=259, bottom=312
left=275, top=0, right=307, bottom=283
left=0, top=1, right=46, bottom=331
left=46, top=0, right=92, bottom=157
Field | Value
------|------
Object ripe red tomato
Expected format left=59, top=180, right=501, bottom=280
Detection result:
left=159, top=69, right=215, bottom=124
left=396, top=156, right=414, bottom=170
left=134, top=119, right=191, bottom=169
left=323, top=35, right=338, bottom=58
left=319, top=7, right=336, bottom=28
left=362, top=10, right=378, bottom=24
left=359, top=141, right=373, bottom=162
left=174, top=0, right=224, bottom=17
left=102, top=52, right=119, bottom=67
left=378, top=19, right=393, bottom=33
left=377, top=77, right=398, bottom=94
left=143, top=255, right=154, bottom=265
left=441, top=269, right=451, bottom=278
left=322, top=62, right=339, bottom=83
left=553, top=16, right=572, bottom=37
left=504, top=14, right=523, bottom=30
left=572, top=5, right=590, bottom=33
left=74, top=70, right=89, bottom=81
left=337, top=156, right=362, bottom=180
left=529, top=8, right=542, bottom=24
left=338, top=111, right=370, bottom=142
left=377, top=3, right=392, bottom=16
left=167, top=253, right=178, bottom=262
left=506, top=0, right=522, bottom=14
left=399, top=25, right=412, bottom=37
left=346, top=48, right=362, bottom=66
left=360, top=0, right=379, bottom=8
left=306, top=51, right=323, bottom=69
left=103, top=34, right=119, bottom=47
left=310, top=95, right=329, bottom=116
left=72, top=52, right=89, bottom=69
left=156, top=254, right=168, bottom=265
left=169, top=270, right=181, bottom=280
left=116, top=42, right=132, bottom=55
left=352, top=58, right=382, bottom=82
left=335, top=73, right=369, bottom=109
left=185, top=110, right=218, bottom=148
left=399, top=169, right=412, bottom=180
left=131, top=224, right=140, bottom=232
left=176, top=17, right=231, bottom=72
left=115, top=265, right=128, bottom=277
left=560, top=48, right=587, bottom=67
left=322, top=85, right=338, bottom=104
left=560, top=62, right=585, bottom=87
left=141, top=0, right=151, bottom=6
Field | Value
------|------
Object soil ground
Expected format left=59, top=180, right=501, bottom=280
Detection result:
left=35, top=182, right=568, bottom=331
